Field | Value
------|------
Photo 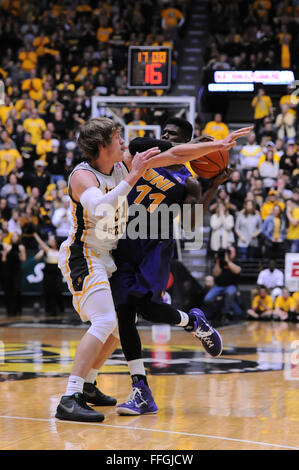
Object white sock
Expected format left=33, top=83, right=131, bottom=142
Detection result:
left=64, top=375, right=85, bottom=396
left=128, top=358, right=146, bottom=377
left=85, top=368, right=98, bottom=384
left=177, top=310, right=189, bottom=327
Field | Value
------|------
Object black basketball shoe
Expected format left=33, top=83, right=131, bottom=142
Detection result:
left=55, top=392, right=105, bottom=422
left=83, top=381, right=117, bottom=406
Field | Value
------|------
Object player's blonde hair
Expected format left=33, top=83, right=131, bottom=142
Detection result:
left=77, top=117, right=121, bottom=161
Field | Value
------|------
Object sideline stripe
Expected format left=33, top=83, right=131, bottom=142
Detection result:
left=0, top=415, right=298, bottom=450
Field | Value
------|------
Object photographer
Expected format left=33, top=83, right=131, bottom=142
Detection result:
left=204, top=246, right=244, bottom=320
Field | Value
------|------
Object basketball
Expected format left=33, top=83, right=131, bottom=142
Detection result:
left=190, top=149, right=230, bottom=179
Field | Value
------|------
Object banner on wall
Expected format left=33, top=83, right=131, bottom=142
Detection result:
left=285, top=253, right=299, bottom=293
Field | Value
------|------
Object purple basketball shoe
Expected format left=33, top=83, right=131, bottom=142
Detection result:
left=186, top=308, right=223, bottom=357
left=116, top=380, right=158, bottom=415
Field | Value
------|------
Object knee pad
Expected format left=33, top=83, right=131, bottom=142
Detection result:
left=87, top=311, right=117, bottom=343
left=81, top=290, right=117, bottom=343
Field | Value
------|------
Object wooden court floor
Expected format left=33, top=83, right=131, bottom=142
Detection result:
left=0, top=317, right=299, bottom=450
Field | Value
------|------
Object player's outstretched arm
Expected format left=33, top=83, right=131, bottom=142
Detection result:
left=70, top=147, right=161, bottom=216
left=144, top=127, right=253, bottom=168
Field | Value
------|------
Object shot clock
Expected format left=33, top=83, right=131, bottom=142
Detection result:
left=127, top=46, right=172, bottom=90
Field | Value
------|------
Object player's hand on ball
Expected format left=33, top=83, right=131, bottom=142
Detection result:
left=212, top=168, right=233, bottom=186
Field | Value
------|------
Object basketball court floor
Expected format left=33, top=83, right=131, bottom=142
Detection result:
left=0, top=316, right=298, bottom=450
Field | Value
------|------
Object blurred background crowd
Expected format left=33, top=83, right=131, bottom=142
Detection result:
left=0, top=0, right=298, bottom=322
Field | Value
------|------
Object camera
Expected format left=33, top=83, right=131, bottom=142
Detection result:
left=215, top=249, right=230, bottom=263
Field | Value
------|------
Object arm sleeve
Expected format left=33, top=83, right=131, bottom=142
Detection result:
left=80, top=181, right=132, bottom=217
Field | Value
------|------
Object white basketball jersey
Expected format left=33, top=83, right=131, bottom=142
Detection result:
left=67, top=160, right=129, bottom=254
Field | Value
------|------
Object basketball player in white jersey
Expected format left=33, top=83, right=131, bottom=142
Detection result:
left=55, top=117, right=252, bottom=422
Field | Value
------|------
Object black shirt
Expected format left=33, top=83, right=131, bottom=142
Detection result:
left=215, top=263, right=239, bottom=286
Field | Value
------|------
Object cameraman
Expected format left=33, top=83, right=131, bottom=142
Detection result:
left=203, top=246, right=244, bottom=320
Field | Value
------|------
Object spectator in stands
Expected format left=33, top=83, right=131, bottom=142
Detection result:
left=51, top=195, right=72, bottom=245
left=36, top=130, right=53, bottom=161
left=46, top=139, right=65, bottom=184
left=257, top=259, right=284, bottom=300
left=239, top=131, right=264, bottom=174
left=23, top=108, right=46, bottom=145
left=20, top=205, right=39, bottom=249
left=235, top=200, right=262, bottom=260
left=285, top=199, right=299, bottom=253
left=275, top=103, right=296, bottom=141
left=33, top=231, right=64, bottom=316
left=279, top=141, right=297, bottom=175
left=260, top=189, right=285, bottom=220
left=0, top=140, right=22, bottom=178
left=209, top=201, right=235, bottom=253
left=28, top=160, right=51, bottom=196
left=224, top=170, right=247, bottom=211
left=258, top=148, right=280, bottom=191
left=247, top=285, right=273, bottom=320
left=161, top=1, right=185, bottom=35
left=251, top=87, right=273, bottom=139
left=8, top=208, right=22, bottom=236
left=18, top=132, right=37, bottom=175
left=202, top=113, right=229, bottom=140
left=204, top=246, right=244, bottom=320
left=279, top=85, right=299, bottom=119
left=262, top=204, right=286, bottom=258
left=209, top=187, right=237, bottom=214
left=0, top=173, right=26, bottom=209
left=273, top=287, right=295, bottom=321
left=275, top=175, right=293, bottom=201
left=1, top=232, right=26, bottom=316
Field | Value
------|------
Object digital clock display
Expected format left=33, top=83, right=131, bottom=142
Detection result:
left=127, top=46, right=172, bottom=90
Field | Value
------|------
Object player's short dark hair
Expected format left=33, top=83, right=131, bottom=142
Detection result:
left=162, top=117, right=193, bottom=141
left=77, top=117, right=120, bottom=161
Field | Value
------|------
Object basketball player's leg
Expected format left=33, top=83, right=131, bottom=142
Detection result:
left=115, top=302, right=158, bottom=416
left=55, top=287, right=117, bottom=422
left=135, top=297, right=222, bottom=357
left=82, top=331, right=120, bottom=406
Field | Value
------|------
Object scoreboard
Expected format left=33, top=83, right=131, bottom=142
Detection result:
left=127, top=46, right=172, bottom=90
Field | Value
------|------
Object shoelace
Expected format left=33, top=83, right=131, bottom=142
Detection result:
left=75, top=393, right=94, bottom=410
left=125, top=387, right=148, bottom=407
left=193, top=327, right=215, bottom=348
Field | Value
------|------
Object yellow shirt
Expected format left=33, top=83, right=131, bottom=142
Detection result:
left=0, top=105, right=13, bottom=125
left=286, top=207, right=299, bottom=240
left=280, top=94, right=299, bottom=118
left=257, top=152, right=280, bottom=168
left=273, top=216, right=281, bottom=239
left=0, top=148, right=21, bottom=175
left=97, top=27, right=113, bottom=42
left=203, top=121, right=229, bottom=140
left=275, top=296, right=295, bottom=312
left=23, top=117, right=47, bottom=144
left=18, top=50, right=37, bottom=71
left=161, top=8, right=183, bottom=28
left=33, top=36, right=50, bottom=49
left=128, top=120, right=147, bottom=138
left=22, top=77, right=43, bottom=101
left=260, top=200, right=285, bottom=220
left=252, top=95, right=272, bottom=119
left=36, top=139, right=53, bottom=161
left=292, top=292, right=299, bottom=312
left=252, top=294, right=273, bottom=312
